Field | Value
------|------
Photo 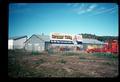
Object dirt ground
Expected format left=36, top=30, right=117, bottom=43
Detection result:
left=8, top=50, right=118, bottom=78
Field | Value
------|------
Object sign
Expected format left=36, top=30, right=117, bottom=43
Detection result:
left=50, top=33, right=82, bottom=41
left=50, top=33, right=73, bottom=41
left=73, top=35, right=82, bottom=41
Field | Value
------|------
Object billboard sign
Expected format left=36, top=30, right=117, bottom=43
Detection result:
left=50, top=33, right=73, bottom=41
left=50, top=33, right=82, bottom=41
left=73, top=35, right=82, bottom=41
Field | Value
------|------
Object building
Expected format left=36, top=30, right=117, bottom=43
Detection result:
left=82, top=38, right=105, bottom=50
left=24, top=34, right=50, bottom=52
left=48, top=33, right=83, bottom=52
left=49, top=40, right=76, bottom=52
left=8, top=35, right=27, bottom=49
left=24, top=33, right=83, bottom=52
left=23, top=33, right=105, bottom=52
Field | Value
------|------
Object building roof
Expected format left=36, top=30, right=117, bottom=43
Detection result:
left=82, top=38, right=105, bottom=44
left=35, top=34, right=50, bottom=41
left=9, top=35, right=27, bottom=40
left=25, top=34, right=50, bottom=43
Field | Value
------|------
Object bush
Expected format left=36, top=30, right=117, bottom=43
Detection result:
left=31, top=51, right=40, bottom=55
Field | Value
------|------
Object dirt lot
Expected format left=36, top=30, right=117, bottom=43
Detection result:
left=8, top=50, right=118, bottom=78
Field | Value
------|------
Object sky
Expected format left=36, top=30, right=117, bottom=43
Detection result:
left=9, top=3, right=118, bottom=38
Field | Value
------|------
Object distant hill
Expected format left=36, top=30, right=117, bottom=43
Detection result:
left=79, top=33, right=118, bottom=42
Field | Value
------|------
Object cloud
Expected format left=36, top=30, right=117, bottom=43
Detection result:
left=79, top=3, right=85, bottom=10
left=76, top=4, right=97, bottom=15
left=75, top=4, right=86, bottom=15
left=77, top=10, right=86, bottom=14
left=87, top=4, right=97, bottom=12
left=99, top=7, right=106, bottom=10
left=93, top=7, right=116, bottom=15
left=71, top=3, right=117, bottom=16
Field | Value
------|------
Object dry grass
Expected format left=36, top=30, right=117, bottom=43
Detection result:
left=8, top=50, right=118, bottom=78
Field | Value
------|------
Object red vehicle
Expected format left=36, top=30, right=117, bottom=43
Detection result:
left=105, top=40, right=118, bottom=54
left=86, top=40, right=118, bottom=54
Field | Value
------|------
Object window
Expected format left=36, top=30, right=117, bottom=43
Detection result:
left=77, top=41, right=82, bottom=44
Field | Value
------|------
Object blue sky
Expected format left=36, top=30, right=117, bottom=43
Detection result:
left=9, top=3, right=118, bottom=38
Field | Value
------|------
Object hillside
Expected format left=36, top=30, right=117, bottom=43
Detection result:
left=79, top=33, right=118, bottom=42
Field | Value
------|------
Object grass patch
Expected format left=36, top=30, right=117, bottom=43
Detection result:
left=31, top=51, right=40, bottom=55
left=8, top=57, right=30, bottom=77
left=61, top=52, right=87, bottom=56
left=57, top=59, right=67, bottom=64
left=102, top=62, right=113, bottom=66
left=79, top=57, right=86, bottom=60
left=79, top=57, right=96, bottom=62
left=8, top=50, right=118, bottom=77
left=33, top=59, right=46, bottom=65
left=34, top=67, right=68, bottom=77
left=92, top=53, right=118, bottom=59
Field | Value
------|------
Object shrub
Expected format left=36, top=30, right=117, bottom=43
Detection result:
left=31, top=51, right=40, bottom=55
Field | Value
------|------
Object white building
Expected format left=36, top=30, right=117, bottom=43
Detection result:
left=24, top=34, right=50, bottom=52
left=8, top=36, right=27, bottom=49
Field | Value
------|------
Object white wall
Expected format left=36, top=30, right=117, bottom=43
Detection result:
left=24, top=35, right=45, bottom=52
left=8, top=40, right=13, bottom=49
left=13, top=37, right=27, bottom=49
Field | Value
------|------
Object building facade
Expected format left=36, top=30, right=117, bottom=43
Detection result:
left=8, top=36, right=27, bottom=49
left=9, top=33, right=105, bottom=52
left=24, top=34, right=50, bottom=52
